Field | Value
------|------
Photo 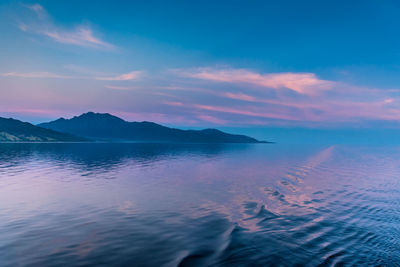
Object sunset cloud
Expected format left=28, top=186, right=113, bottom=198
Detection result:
left=164, top=101, right=301, bottom=121
left=96, top=71, right=143, bottom=81
left=1, top=70, right=144, bottom=82
left=193, top=104, right=302, bottom=121
left=159, top=75, right=400, bottom=125
left=180, top=68, right=334, bottom=95
left=223, top=92, right=257, bottom=102
left=197, top=114, right=227, bottom=124
left=222, top=92, right=322, bottom=109
left=105, top=85, right=140, bottom=90
left=1, top=72, right=71, bottom=79
left=2, top=62, right=400, bottom=126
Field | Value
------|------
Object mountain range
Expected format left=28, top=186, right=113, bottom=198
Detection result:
left=0, top=112, right=267, bottom=143
left=38, top=112, right=267, bottom=143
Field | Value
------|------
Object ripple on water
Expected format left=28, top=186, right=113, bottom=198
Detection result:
left=1, top=144, right=400, bottom=265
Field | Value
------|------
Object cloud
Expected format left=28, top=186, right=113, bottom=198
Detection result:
left=96, top=71, right=143, bottom=81
left=160, top=67, right=400, bottom=125
left=105, top=85, right=140, bottom=90
left=179, top=68, right=334, bottom=95
left=1, top=70, right=144, bottom=82
left=163, top=101, right=185, bottom=107
left=197, top=114, right=227, bottom=124
left=18, top=24, right=28, bottom=31
left=1, top=72, right=71, bottom=79
left=164, top=101, right=300, bottom=121
left=220, top=91, right=400, bottom=123
left=42, top=27, right=114, bottom=49
left=4, top=61, right=400, bottom=126
left=193, top=104, right=301, bottom=121
left=222, top=92, right=322, bottom=109
left=24, top=3, right=47, bottom=19
left=223, top=92, right=257, bottom=102
left=20, top=4, right=114, bottom=49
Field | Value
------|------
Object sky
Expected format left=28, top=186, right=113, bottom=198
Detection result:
left=1, top=0, right=400, bottom=134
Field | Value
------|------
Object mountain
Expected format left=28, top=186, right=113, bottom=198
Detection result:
left=0, top=117, right=86, bottom=142
left=38, top=112, right=267, bottom=143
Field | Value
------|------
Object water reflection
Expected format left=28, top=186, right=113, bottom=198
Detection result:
left=0, top=143, right=400, bottom=266
left=0, top=143, right=253, bottom=178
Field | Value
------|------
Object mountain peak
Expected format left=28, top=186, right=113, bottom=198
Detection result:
left=73, top=112, right=126, bottom=123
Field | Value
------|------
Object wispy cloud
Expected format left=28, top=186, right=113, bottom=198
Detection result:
left=18, top=23, right=28, bottom=31
left=96, top=71, right=143, bottom=81
left=24, top=3, right=47, bottom=19
left=20, top=4, right=115, bottom=49
left=163, top=101, right=185, bottom=107
left=222, top=92, right=322, bottom=109
left=159, top=66, right=400, bottom=125
left=223, top=92, right=258, bottom=102
left=1, top=70, right=143, bottom=81
left=1, top=72, right=71, bottom=79
left=178, top=68, right=334, bottom=95
left=193, top=104, right=301, bottom=121
left=105, top=85, right=140, bottom=90
left=197, top=114, right=227, bottom=124
left=221, top=92, right=400, bottom=122
left=42, top=27, right=114, bottom=49
left=4, top=61, right=400, bottom=126
left=164, top=101, right=301, bottom=121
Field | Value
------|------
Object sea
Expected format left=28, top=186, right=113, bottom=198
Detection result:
left=0, top=143, right=399, bottom=266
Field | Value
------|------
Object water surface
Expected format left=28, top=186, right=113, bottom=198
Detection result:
left=0, top=143, right=399, bottom=266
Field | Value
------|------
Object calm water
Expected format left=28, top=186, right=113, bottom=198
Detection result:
left=0, top=143, right=399, bottom=266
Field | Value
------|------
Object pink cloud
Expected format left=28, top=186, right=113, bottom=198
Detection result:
left=193, top=104, right=302, bottom=121
left=96, top=71, right=143, bottom=81
left=3, top=108, right=60, bottom=115
left=163, top=101, right=302, bottom=121
left=223, top=92, right=257, bottom=102
left=163, top=101, right=185, bottom=107
left=222, top=92, right=324, bottom=109
left=197, top=114, right=227, bottom=124
left=1, top=72, right=71, bottom=79
left=104, top=85, right=140, bottom=90
left=162, top=87, right=400, bottom=124
left=181, top=68, right=334, bottom=95
left=319, top=99, right=400, bottom=121
left=1, top=70, right=144, bottom=81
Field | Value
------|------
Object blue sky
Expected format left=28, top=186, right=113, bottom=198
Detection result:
left=1, top=0, right=400, bottom=131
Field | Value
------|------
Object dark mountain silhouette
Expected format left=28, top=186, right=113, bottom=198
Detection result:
left=0, top=117, right=86, bottom=142
left=39, top=112, right=267, bottom=143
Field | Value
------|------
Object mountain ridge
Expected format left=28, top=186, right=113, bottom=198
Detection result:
left=0, top=117, right=86, bottom=142
left=38, top=112, right=268, bottom=143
